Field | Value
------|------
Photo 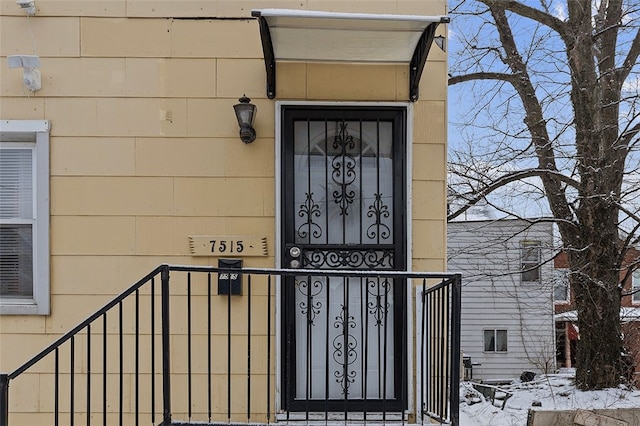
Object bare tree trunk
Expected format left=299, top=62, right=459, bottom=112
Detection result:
left=567, top=232, right=623, bottom=389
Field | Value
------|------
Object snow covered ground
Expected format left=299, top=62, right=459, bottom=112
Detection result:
left=459, top=370, right=640, bottom=426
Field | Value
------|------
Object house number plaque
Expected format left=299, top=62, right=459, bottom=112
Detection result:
left=189, top=235, right=267, bottom=257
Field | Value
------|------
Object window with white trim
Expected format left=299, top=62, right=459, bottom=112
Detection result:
left=553, top=268, right=570, bottom=303
left=483, top=329, right=507, bottom=352
left=633, top=269, right=640, bottom=304
left=0, top=120, right=50, bottom=315
left=521, top=240, right=541, bottom=282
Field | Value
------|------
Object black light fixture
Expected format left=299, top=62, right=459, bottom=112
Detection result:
left=233, top=95, right=257, bottom=143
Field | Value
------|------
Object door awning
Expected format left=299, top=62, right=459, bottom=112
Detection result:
left=251, top=9, right=449, bottom=101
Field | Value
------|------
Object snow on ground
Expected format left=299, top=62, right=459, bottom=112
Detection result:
left=459, top=370, right=640, bottom=426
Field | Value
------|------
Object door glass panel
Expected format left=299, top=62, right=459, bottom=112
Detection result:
left=295, top=276, right=394, bottom=399
left=293, top=120, right=394, bottom=246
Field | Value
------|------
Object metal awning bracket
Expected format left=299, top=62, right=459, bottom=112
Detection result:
left=253, top=12, right=276, bottom=99
left=409, top=22, right=439, bottom=102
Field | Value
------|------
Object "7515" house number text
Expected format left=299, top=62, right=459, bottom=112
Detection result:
left=188, top=235, right=268, bottom=257
left=210, top=240, right=244, bottom=253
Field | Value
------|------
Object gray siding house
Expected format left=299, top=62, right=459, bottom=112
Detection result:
left=448, top=219, right=557, bottom=381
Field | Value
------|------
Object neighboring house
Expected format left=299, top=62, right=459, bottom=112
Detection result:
left=448, top=219, right=557, bottom=381
left=553, top=250, right=640, bottom=384
left=0, top=1, right=456, bottom=425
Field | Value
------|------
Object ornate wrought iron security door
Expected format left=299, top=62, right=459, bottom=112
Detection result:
left=281, top=107, right=407, bottom=412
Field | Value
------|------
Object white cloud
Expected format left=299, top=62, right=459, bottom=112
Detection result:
left=448, top=26, right=456, bottom=41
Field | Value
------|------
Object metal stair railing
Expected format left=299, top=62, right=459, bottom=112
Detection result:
left=0, top=264, right=461, bottom=426
left=0, top=265, right=173, bottom=426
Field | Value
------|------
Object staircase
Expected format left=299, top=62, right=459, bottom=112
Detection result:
left=0, top=265, right=461, bottom=426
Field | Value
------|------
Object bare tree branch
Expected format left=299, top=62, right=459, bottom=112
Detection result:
left=479, top=0, right=567, bottom=35
left=620, top=27, right=640, bottom=83
left=487, top=4, right=577, bottom=229
left=619, top=121, right=640, bottom=148
left=449, top=72, right=517, bottom=85
left=448, top=168, right=580, bottom=222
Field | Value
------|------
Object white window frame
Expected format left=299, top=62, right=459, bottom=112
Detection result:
left=632, top=269, right=640, bottom=305
left=0, top=120, right=50, bottom=315
left=520, top=240, right=542, bottom=282
left=483, top=329, right=508, bottom=353
left=553, top=268, right=570, bottom=304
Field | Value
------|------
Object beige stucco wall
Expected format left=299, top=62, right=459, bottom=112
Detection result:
left=0, top=0, right=447, bottom=423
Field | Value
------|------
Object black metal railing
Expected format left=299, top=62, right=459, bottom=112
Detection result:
left=0, top=265, right=461, bottom=426
left=419, top=277, right=461, bottom=425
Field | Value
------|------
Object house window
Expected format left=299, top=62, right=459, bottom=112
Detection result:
left=633, top=269, right=640, bottom=304
left=0, top=120, right=50, bottom=315
left=553, top=268, right=570, bottom=303
left=521, top=240, right=541, bottom=282
left=484, top=329, right=508, bottom=352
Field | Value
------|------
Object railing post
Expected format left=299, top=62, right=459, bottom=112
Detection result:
left=449, top=274, right=462, bottom=426
left=0, top=373, right=8, bottom=426
left=161, top=266, right=172, bottom=425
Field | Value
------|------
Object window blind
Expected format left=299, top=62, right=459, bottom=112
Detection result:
left=0, top=149, right=33, bottom=219
left=0, top=148, right=34, bottom=298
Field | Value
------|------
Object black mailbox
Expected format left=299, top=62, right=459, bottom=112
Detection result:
left=218, top=258, right=242, bottom=295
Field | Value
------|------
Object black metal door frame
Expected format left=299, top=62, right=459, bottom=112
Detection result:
left=280, top=105, right=408, bottom=413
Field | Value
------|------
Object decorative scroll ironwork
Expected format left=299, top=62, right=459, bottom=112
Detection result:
left=296, top=277, right=323, bottom=325
left=302, top=249, right=394, bottom=269
left=285, top=110, right=408, bottom=407
left=331, top=122, right=357, bottom=216
left=297, top=192, right=322, bottom=240
left=366, top=193, right=391, bottom=240
left=333, top=305, right=358, bottom=395
left=367, top=278, right=391, bottom=326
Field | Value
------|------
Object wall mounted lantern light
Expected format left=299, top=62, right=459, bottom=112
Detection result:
left=233, top=95, right=257, bottom=143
